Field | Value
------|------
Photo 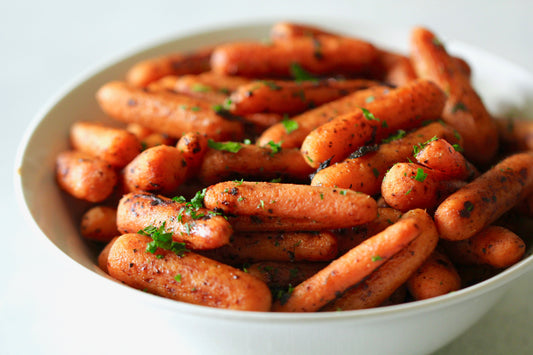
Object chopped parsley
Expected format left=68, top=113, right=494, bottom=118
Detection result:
left=290, top=63, right=318, bottom=82
left=382, top=129, right=406, bottom=143
left=191, top=84, right=211, bottom=92
left=282, top=117, right=299, bottom=133
left=260, top=80, right=282, bottom=90
left=405, top=188, right=413, bottom=195
left=276, top=284, right=295, bottom=305
left=360, top=107, right=380, bottom=122
left=414, top=168, right=428, bottom=182
left=174, top=274, right=182, bottom=282
left=451, top=102, right=468, bottom=113
left=371, top=255, right=383, bottom=262
left=413, top=136, right=438, bottom=155
left=266, top=140, right=282, bottom=156
left=208, top=139, right=242, bottom=153
left=339, top=190, right=347, bottom=196
left=138, top=222, right=189, bottom=256
left=452, top=143, right=464, bottom=152
left=365, top=95, right=375, bottom=103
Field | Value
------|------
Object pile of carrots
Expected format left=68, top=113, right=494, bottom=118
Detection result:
left=57, top=22, right=533, bottom=312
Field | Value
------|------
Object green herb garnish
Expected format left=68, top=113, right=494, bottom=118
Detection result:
left=290, top=63, right=318, bottom=82
left=138, top=222, right=189, bottom=256
left=414, top=168, right=428, bottom=182
left=208, top=139, right=242, bottom=153
left=282, top=118, right=299, bottom=133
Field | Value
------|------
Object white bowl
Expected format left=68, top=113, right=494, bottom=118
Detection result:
left=15, top=20, right=533, bottom=355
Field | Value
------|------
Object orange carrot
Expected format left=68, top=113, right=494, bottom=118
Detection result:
left=301, top=79, right=446, bottom=168
left=107, top=233, right=272, bottom=311
left=272, top=215, right=422, bottom=312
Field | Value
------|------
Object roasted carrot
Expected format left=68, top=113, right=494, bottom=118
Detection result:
left=211, top=35, right=377, bottom=78
left=107, top=233, right=272, bottom=311
left=116, top=192, right=232, bottom=250
left=56, top=150, right=118, bottom=202
left=70, top=121, right=142, bottom=168
left=226, top=215, right=341, bottom=232
left=310, top=122, right=461, bottom=195
left=322, top=209, right=438, bottom=311
left=97, top=236, right=119, bottom=273
left=406, top=249, right=461, bottom=300
left=176, top=132, right=209, bottom=179
left=442, top=225, right=526, bottom=268
left=434, top=152, right=533, bottom=241
left=272, top=214, right=423, bottom=312
left=381, top=163, right=440, bottom=212
left=414, top=137, right=470, bottom=180
left=122, top=145, right=187, bottom=195
left=228, top=78, right=378, bottom=115
left=257, top=85, right=392, bottom=148
left=125, top=46, right=213, bottom=87
left=96, top=81, right=244, bottom=141
left=301, top=79, right=446, bottom=168
left=376, top=50, right=417, bottom=86
left=198, top=143, right=314, bottom=184
left=80, top=206, right=119, bottom=243
left=201, top=231, right=338, bottom=264
left=204, top=181, right=377, bottom=230
left=410, top=27, right=499, bottom=165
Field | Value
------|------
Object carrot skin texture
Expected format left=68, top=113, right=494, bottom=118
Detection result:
left=301, top=79, right=446, bottom=168
left=229, top=79, right=378, bottom=115
left=311, top=122, right=461, bottom=195
left=96, top=81, right=244, bottom=141
left=125, top=47, right=213, bottom=88
left=434, top=152, right=533, bottom=241
left=410, top=27, right=499, bottom=165
left=198, top=145, right=314, bottom=184
left=56, top=150, right=118, bottom=202
left=204, top=181, right=377, bottom=229
left=414, top=138, right=469, bottom=180
left=381, top=163, right=440, bottom=212
left=322, top=209, right=438, bottom=311
left=211, top=35, right=377, bottom=78
left=80, top=206, right=119, bottom=243
left=272, top=216, right=422, bottom=312
left=201, top=231, right=338, bottom=264
left=70, top=122, right=142, bottom=168
left=122, top=145, right=187, bottom=195
left=257, top=85, right=391, bottom=149
left=107, top=233, right=272, bottom=311
left=270, top=22, right=338, bottom=41
left=176, top=132, right=209, bottom=180
left=442, top=226, right=526, bottom=268
left=116, top=192, right=232, bottom=250
left=406, top=249, right=461, bottom=300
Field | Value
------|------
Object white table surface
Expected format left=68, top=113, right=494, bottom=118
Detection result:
left=2, top=1, right=532, bottom=354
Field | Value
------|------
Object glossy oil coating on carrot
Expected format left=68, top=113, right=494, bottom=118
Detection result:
left=198, top=144, right=314, bottom=184
left=70, top=121, right=142, bottom=168
left=311, top=122, right=461, bottom=194
left=201, top=231, right=338, bottom=264
left=301, top=79, right=446, bottom=168
left=96, top=81, right=244, bottom=141
left=434, top=152, right=533, bottom=241
left=211, top=35, right=377, bottom=78
left=410, top=27, right=499, bottom=165
left=117, top=192, right=232, bottom=250
left=56, top=150, right=118, bottom=202
left=228, top=78, right=378, bottom=115
left=204, top=181, right=377, bottom=230
left=406, top=248, right=461, bottom=300
left=272, top=215, right=422, bottom=312
left=125, top=46, right=213, bottom=88
left=442, top=225, right=526, bottom=268
left=107, top=233, right=272, bottom=311
left=322, top=209, right=438, bottom=311
left=257, top=85, right=392, bottom=148
left=122, top=145, right=187, bottom=195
